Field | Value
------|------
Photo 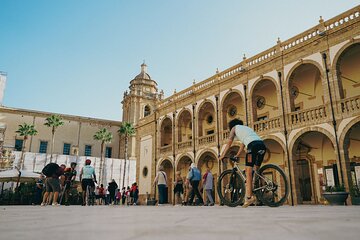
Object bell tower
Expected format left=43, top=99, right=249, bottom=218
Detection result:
left=122, top=63, right=161, bottom=158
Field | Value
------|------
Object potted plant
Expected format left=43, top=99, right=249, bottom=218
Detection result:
left=323, top=184, right=349, bottom=205
left=349, top=185, right=360, bottom=205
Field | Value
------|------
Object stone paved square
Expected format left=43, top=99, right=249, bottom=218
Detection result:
left=0, top=205, right=359, bottom=240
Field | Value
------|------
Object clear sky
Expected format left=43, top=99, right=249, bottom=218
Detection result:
left=0, top=0, right=358, bottom=121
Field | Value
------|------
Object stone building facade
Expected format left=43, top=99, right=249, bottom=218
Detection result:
left=134, top=6, right=360, bottom=205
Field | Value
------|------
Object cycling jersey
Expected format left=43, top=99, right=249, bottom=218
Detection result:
left=82, top=165, right=95, bottom=179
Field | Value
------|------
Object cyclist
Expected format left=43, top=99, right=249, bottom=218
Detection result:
left=80, top=159, right=97, bottom=206
left=219, top=119, right=266, bottom=208
left=62, top=162, right=77, bottom=206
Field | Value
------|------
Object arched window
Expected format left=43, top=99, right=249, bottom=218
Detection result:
left=144, top=105, right=151, bottom=117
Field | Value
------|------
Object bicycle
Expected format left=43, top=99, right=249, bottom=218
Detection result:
left=85, top=184, right=95, bottom=206
left=217, top=156, right=289, bottom=207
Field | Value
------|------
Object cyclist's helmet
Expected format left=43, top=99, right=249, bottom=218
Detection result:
left=85, top=159, right=91, bottom=165
left=70, top=162, right=77, bottom=167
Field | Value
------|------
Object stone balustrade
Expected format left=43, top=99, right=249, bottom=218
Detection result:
left=178, top=140, right=192, bottom=150
left=222, top=130, right=230, bottom=140
left=254, top=117, right=281, bottom=133
left=160, top=145, right=172, bottom=154
left=198, top=134, right=215, bottom=146
left=340, top=95, right=360, bottom=115
left=289, top=106, right=327, bottom=127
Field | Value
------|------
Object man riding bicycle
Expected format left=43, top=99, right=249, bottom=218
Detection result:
left=219, top=119, right=266, bottom=208
left=80, top=159, right=97, bottom=206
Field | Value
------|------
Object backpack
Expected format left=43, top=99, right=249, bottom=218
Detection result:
left=42, top=163, right=59, bottom=177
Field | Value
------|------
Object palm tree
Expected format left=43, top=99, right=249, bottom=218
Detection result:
left=118, top=122, right=135, bottom=188
left=16, top=123, right=38, bottom=169
left=44, top=115, right=64, bottom=162
left=94, top=128, right=113, bottom=184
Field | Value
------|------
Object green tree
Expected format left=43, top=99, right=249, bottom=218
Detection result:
left=118, top=122, right=135, bottom=188
left=15, top=123, right=38, bottom=169
left=44, top=115, right=64, bottom=162
left=94, top=128, right=113, bottom=184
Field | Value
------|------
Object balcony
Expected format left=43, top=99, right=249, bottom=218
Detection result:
left=198, top=134, right=216, bottom=146
left=177, top=140, right=192, bottom=150
left=253, top=117, right=281, bottom=134
left=222, top=130, right=230, bottom=141
left=289, top=106, right=327, bottom=128
left=340, top=95, right=360, bottom=116
left=160, top=145, right=172, bottom=155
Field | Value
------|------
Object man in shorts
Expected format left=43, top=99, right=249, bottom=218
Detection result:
left=219, top=119, right=266, bottom=208
left=41, top=164, right=66, bottom=206
left=80, top=159, right=97, bottom=206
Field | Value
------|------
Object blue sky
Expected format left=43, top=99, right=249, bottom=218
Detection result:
left=0, top=0, right=358, bottom=121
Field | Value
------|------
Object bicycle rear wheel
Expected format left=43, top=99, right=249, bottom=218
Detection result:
left=254, top=164, right=289, bottom=207
left=217, top=169, right=245, bottom=207
left=86, top=185, right=91, bottom=206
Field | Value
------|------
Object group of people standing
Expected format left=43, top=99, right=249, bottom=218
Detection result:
left=34, top=158, right=139, bottom=206
left=94, top=182, right=139, bottom=206
left=154, top=164, right=215, bottom=206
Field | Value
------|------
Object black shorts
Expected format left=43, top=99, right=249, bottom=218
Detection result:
left=245, top=140, right=266, bottom=167
left=81, top=179, right=95, bottom=191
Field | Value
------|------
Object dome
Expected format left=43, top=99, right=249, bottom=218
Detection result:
left=134, top=63, right=151, bottom=80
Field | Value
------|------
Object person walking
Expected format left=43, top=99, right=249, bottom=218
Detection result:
left=121, top=187, right=126, bottom=205
left=153, top=165, right=167, bottom=205
left=187, top=163, right=203, bottom=206
left=108, top=179, right=118, bottom=205
left=173, top=171, right=184, bottom=205
left=203, top=168, right=214, bottom=206
left=219, top=118, right=266, bottom=208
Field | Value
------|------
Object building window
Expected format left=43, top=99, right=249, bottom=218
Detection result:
left=63, top=143, right=71, bottom=155
left=105, top=147, right=112, bottom=158
left=85, top=145, right=92, bottom=156
left=15, top=139, right=23, bottom=151
left=39, top=141, right=48, bottom=153
left=144, top=105, right=151, bottom=117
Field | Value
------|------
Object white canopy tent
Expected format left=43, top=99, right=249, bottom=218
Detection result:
left=0, top=169, right=40, bottom=183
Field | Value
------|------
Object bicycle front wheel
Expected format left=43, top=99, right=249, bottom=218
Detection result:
left=254, top=164, right=289, bottom=207
left=217, top=169, right=245, bottom=207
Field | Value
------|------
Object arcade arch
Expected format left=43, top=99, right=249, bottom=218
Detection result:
left=291, top=131, right=336, bottom=204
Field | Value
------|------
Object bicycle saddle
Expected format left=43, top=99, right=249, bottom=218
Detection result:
left=229, top=156, right=240, bottom=162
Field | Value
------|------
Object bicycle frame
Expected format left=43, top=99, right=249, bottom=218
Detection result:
left=230, top=161, right=275, bottom=194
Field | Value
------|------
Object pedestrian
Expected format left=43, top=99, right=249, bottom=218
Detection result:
left=108, top=179, right=118, bottom=205
left=98, top=184, right=105, bottom=205
left=174, top=171, right=184, bottom=205
left=41, top=163, right=65, bottom=206
left=153, top=165, right=167, bottom=205
left=219, top=118, right=266, bottom=208
left=203, top=168, right=214, bottom=206
left=121, top=187, right=126, bottom=205
left=105, top=184, right=110, bottom=205
left=126, top=186, right=131, bottom=205
left=115, top=189, right=121, bottom=205
left=131, top=183, right=139, bottom=205
left=187, top=163, right=204, bottom=206
left=32, top=174, right=45, bottom=205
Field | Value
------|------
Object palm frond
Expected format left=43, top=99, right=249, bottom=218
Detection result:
left=94, top=128, right=113, bottom=143
left=16, top=123, right=38, bottom=137
left=44, top=115, right=64, bottom=128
